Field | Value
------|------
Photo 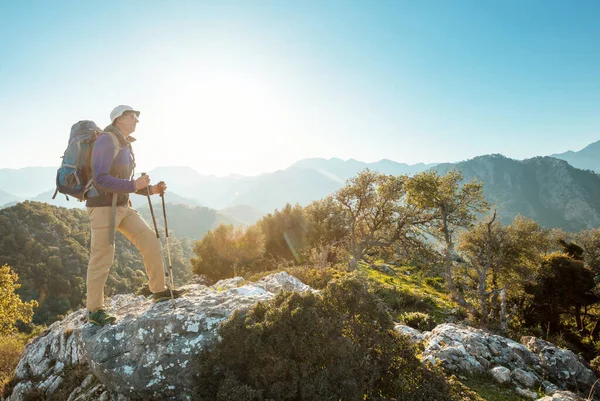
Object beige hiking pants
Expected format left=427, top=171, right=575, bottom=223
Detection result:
left=86, top=204, right=167, bottom=312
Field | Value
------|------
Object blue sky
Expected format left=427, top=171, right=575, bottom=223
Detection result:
left=1, top=0, right=599, bottom=176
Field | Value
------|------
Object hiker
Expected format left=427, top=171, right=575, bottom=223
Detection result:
left=86, top=105, right=187, bottom=326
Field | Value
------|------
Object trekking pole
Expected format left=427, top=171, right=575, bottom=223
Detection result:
left=141, top=173, right=160, bottom=239
left=141, top=173, right=175, bottom=307
left=160, top=190, right=176, bottom=297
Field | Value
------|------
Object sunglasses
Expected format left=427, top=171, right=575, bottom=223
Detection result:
left=123, top=113, right=139, bottom=122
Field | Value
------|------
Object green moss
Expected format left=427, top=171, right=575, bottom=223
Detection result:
left=458, top=375, right=534, bottom=401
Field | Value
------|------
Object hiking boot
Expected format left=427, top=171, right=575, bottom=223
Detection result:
left=152, top=288, right=189, bottom=303
left=88, top=309, right=117, bottom=326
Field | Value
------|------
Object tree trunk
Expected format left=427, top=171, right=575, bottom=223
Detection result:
left=574, top=305, right=584, bottom=332
left=591, top=319, right=600, bottom=340
left=441, top=211, right=480, bottom=319
left=499, top=288, right=508, bottom=333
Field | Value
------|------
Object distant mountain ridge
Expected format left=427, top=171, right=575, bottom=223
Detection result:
left=3, top=150, right=600, bottom=231
left=431, top=154, right=600, bottom=231
left=147, top=158, right=436, bottom=211
left=551, top=140, right=600, bottom=173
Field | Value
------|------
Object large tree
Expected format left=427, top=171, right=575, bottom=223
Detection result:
left=456, top=214, right=551, bottom=328
left=332, top=170, right=429, bottom=270
left=405, top=170, right=488, bottom=313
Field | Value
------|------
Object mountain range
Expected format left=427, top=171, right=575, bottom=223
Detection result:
left=1, top=140, right=599, bottom=231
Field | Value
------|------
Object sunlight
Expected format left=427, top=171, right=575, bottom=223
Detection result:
left=145, top=68, right=290, bottom=175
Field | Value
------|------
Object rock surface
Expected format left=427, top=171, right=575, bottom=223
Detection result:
left=395, top=323, right=599, bottom=399
left=4, top=272, right=313, bottom=401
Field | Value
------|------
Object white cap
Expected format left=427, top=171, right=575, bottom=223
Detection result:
left=110, top=105, right=140, bottom=122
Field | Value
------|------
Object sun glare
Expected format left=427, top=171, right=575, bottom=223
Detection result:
left=145, top=68, right=291, bottom=175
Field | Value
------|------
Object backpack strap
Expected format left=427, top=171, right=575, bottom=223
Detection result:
left=104, top=132, right=121, bottom=248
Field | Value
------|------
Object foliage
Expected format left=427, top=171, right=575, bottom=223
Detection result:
left=0, top=325, right=45, bottom=397
left=401, top=311, right=437, bottom=332
left=456, top=214, right=551, bottom=327
left=257, top=203, right=308, bottom=266
left=191, top=224, right=265, bottom=283
left=523, top=253, right=598, bottom=335
left=332, top=169, right=429, bottom=269
left=0, top=334, right=24, bottom=394
left=591, top=356, right=600, bottom=375
left=194, top=276, right=463, bottom=401
left=0, top=264, right=37, bottom=334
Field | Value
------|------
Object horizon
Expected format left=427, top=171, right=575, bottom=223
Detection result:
left=1, top=1, right=599, bottom=176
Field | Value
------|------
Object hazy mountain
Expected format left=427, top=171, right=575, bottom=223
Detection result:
left=219, top=205, right=267, bottom=225
left=0, top=189, right=22, bottom=208
left=136, top=203, right=243, bottom=240
left=0, top=166, right=57, bottom=197
left=148, top=158, right=436, bottom=212
left=550, top=140, right=600, bottom=173
left=290, top=157, right=435, bottom=182
left=6, top=152, right=600, bottom=232
left=430, top=154, right=600, bottom=231
left=34, top=189, right=86, bottom=209
left=129, top=191, right=201, bottom=209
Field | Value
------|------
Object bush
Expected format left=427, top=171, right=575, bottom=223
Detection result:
left=401, top=311, right=437, bottom=332
left=0, top=334, right=25, bottom=395
left=193, top=276, right=462, bottom=401
left=590, top=355, right=600, bottom=376
left=424, top=276, right=445, bottom=291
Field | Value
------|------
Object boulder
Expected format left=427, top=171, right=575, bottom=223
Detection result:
left=490, top=366, right=511, bottom=384
left=537, top=390, right=587, bottom=401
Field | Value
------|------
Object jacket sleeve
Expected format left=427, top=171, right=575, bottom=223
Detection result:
left=92, top=134, right=136, bottom=194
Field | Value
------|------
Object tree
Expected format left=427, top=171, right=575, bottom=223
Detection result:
left=576, top=228, right=600, bottom=276
left=457, top=214, right=550, bottom=329
left=0, top=264, right=37, bottom=334
left=333, top=170, right=429, bottom=270
left=405, top=169, right=488, bottom=314
left=257, top=203, right=308, bottom=266
left=191, top=225, right=265, bottom=282
left=524, top=253, right=598, bottom=335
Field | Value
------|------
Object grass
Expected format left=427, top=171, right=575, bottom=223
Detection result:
left=458, top=375, right=535, bottom=401
left=358, top=261, right=456, bottom=322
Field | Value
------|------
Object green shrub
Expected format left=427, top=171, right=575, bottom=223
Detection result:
left=370, top=282, right=432, bottom=314
left=591, top=355, right=600, bottom=375
left=193, top=276, right=462, bottom=401
left=401, top=311, right=437, bottom=332
left=424, top=276, right=445, bottom=291
left=0, top=334, right=24, bottom=390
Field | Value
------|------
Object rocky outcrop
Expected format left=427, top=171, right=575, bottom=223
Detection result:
left=4, top=272, right=313, bottom=401
left=6, top=275, right=599, bottom=401
left=396, top=323, right=599, bottom=400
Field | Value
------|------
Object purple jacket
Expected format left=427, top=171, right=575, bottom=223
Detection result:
left=85, top=125, right=149, bottom=207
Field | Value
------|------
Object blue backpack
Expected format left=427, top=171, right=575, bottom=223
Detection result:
left=53, top=121, right=120, bottom=201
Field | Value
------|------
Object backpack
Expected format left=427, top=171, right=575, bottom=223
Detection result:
left=53, top=120, right=120, bottom=201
